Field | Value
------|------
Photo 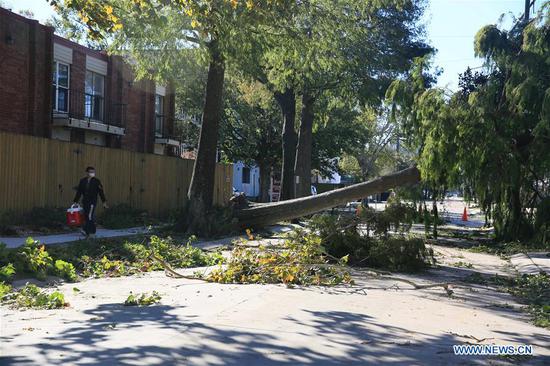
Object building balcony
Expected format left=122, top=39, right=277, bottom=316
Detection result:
left=52, top=89, right=126, bottom=136
left=154, top=115, right=180, bottom=155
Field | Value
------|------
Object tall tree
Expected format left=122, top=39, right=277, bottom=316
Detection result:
left=53, top=0, right=293, bottom=232
left=220, top=78, right=282, bottom=202
left=262, top=0, right=431, bottom=198
left=387, top=2, right=550, bottom=241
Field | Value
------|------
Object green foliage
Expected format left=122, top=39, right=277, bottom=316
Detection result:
left=208, top=231, right=352, bottom=286
left=124, top=291, right=162, bottom=306
left=80, top=255, right=130, bottom=278
left=1, top=235, right=223, bottom=283
left=54, top=260, right=77, bottom=282
left=0, top=263, right=15, bottom=282
left=308, top=202, right=435, bottom=273
left=100, top=204, right=149, bottom=229
left=20, top=238, right=53, bottom=280
left=508, top=273, right=550, bottom=329
left=149, top=236, right=224, bottom=268
left=48, top=236, right=223, bottom=278
left=3, top=283, right=66, bottom=309
left=0, top=281, right=11, bottom=299
left=387, top=6, right=550, bottom=242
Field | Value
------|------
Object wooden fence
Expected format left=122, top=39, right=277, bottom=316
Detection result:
left=0, top=132, right=233, bottom=216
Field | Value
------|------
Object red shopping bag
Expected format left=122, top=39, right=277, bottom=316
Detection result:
left=66, top=204, right=84, bottom=226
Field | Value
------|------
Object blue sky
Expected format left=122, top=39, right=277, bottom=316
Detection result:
left=1, top=0, right=543, bottom=90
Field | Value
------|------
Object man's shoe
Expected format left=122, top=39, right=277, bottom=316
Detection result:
left=80, top=229, right=88, bottom=237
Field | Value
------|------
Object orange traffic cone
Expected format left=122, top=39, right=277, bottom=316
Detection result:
left=462, top=207, right=468, bottom=221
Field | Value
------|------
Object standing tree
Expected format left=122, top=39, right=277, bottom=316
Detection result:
left=52, top=0, right=294, bottom=232
left=262, top=0, right=430, bottom=198
left=386, top=3, right=550, bottom=241
left=220, top=78, right=282, bottom=202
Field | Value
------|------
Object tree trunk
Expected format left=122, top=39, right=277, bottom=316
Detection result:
left=274, top=88, right=297, bottom=201
left=186, top=42, right=225, bottom=232
left=236, top=166, right=421, bottom=228
left=294, top=92, right=315, bottom=198
left=432, top=190, right=439, bottom=239
left=259, top=163, right=271, bottom=203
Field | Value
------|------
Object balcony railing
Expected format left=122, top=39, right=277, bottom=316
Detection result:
left=53, top=89, right=126, bottom=128
left=155, top=114, right=179, bottom=140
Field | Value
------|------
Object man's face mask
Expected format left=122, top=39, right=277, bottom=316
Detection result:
left=88, top=171, right=95, bottom=178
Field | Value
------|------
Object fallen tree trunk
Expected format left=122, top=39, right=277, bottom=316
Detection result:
left=236, top=166, right=421, bottom=227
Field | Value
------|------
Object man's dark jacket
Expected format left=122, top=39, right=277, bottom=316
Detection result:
left=73, top=177, right=107, bottom=205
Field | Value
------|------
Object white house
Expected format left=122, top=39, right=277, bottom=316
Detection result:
left=233, top=161, right=260, bottom=199
left=313, top=170, right=342, bottom=184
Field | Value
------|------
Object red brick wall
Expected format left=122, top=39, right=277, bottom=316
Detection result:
left=0, top=8, right=175, bottom=154
left=0, top=8, right=53, bottom=137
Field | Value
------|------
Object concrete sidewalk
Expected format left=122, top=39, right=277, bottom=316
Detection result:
left=511, top=252, right=550, bottom=275
left=0, top=227, right=153, bottom=248
left=0, top=224, right=297, bottom=249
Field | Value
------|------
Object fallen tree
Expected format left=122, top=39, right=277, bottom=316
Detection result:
left=236, top=166, right=421, bottom=227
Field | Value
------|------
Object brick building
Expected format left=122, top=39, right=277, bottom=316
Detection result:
left=0, top=7, right=179, bottom=155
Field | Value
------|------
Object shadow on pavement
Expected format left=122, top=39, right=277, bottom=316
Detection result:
left=4, top=303, right=549, bottom=365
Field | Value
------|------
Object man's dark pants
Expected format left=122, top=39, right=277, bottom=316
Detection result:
left=82, top=200, right=97, bottom=235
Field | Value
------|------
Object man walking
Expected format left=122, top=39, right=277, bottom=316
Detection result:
left=73, top=166, right=108, bottom=237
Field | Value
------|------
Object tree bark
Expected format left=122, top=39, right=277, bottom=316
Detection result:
left=274, top=88, right=297, bottom=201
left=236, top=166, right=421, bottom=228
left=259, top=163, right=272, bottom=203
left=186, top=41, right=225, bottom=231
left=294, top=92, right=315, bottom=198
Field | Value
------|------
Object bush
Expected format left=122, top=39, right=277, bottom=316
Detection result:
left=23, top=207, right=66, bottom=230
left=100, top=204, right=149, bottom=229
left=0, top=208, right=66, bottom=235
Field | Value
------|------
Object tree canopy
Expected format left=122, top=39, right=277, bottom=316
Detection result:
left=386, top=2, right=550, bottom=241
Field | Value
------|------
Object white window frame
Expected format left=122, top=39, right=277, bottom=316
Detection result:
left=85, top=70, right=105, bottom=122
left=52, top=61, right=70, bottom=113
left=155, top=94, right=165, bottom=137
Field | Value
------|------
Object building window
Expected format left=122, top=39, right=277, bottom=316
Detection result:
left=242, top=167, right=251, bottom=184
left=85, top=71, right=104, bottom=121
left=155, top=94, right=164, bottom=137
left=52, top=61, right=70, bottom=113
